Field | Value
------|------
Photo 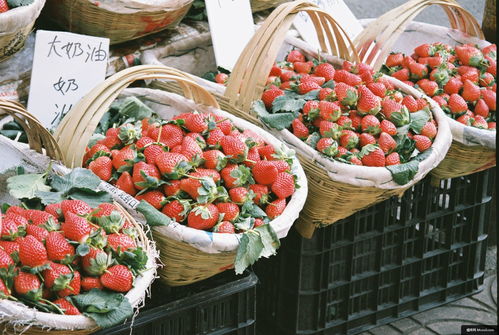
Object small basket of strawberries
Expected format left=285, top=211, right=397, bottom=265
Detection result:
left=0, top=0, right=45, bottom=63
left=0, top=104, right=156, bottom=334
left=354, top=0, right=496, bottom=180
left=201, top=1, right=452, bottom=238
left=53, top=65, right=308, bottom=286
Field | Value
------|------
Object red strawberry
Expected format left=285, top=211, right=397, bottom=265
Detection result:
left=187, top=204, right=219, bottom=230
left=488, top=122, right=496, bottom=129
left=245, top=147, right=261, bottom=168
left=0, top=249, right=13, bottom=269
left=303, top=100, right=320, bottom=118
left=318, top=87, right=334, bottom=101
left=448, top=93, right=468, bottom=114
left=334, top=82, right=358, bottom=107
left=359, top=133, right=376, bottom=147
left=156, top=152, right=190, bottom=179
left=357, top=85, right=381, bottom=115
left=81, top=276, right=103, bottom=291
left=62, top=213, right=94, bottom=243
left=361, top=147, right=385, bottom=167
left=220, top=135, right=247, bottom=162
left=339, top=130, right=359, bottom=149
left=156, top=124, right=184, bottom=148
left=1, top=216, right=25, bottom=240
left=479, top=72, right=495, bottom=87
left=5, top=205, right=26, bottom=217
left=287, top=50, right=305, bottom=63
left=54, top=298, right=81, bottom=315
left=456, top=114, right=473, bottom=125
left=316, top=138, right=339, bottom=157
left=215, top=73, right=228, bottom=85
left=23, top=210, right=54, bottom=226
left=136, top=136, right=154, bottom=149
left=132, top=161, right=161, bottom=190
left=402, top=55, right=416, bottom=68
left=433, top=95, right=448, bottom=107
left=380, top=120, right=397, bottom=136
left=252, top=160, right=278, bottom=185
left=116, top=171, right=137, bottom=196
left=386, top=53, right=403, bottom=67
left=201, top=150, right=227, bottom=171
left=249, top=184, right=269, bottom=205
left=361, top=115, right=381, bottom=135
left=367, top=82, right=386, bottom=98
left=100, top=265, right=133, bottom=292
left=258, top=145, right=275, bottom=160
left=253, top=218, right=265, bottom=228
left=336, top=116, right=353, bottom=130
left=271, top=172, right=295, bottom=199
left=46, top=231, right=75, bottom=264
left=314, top=62, right=335, bottom=81
left=14, top=271, right=41, bottom=299
left=82, top=248, right=110, bottom=276
left=481, top=89, right=496, bottom=111
left=419, top=56, right=443, bottom=68
left=297, top=81, right=321, bottom=94
left=45, top=203, right=62, bottom=220
left=112, top=147, right=136, bottom=170
left=413, top=135, right=432, bottom=152
left=215, top=202, right=240, bottom=222
left=269, top=64, right=282, bottom=77
left=135, top=190, right=166, bottom=210
left=43, top=262, right=80, bottom=297
left=229, top=187, right=250, bottom=203
left=460, top=67, right=480, bottom=83
left=414, top=44, right=435, bottom=57
left=401, top=95, right=419, bottom=112
left=417, top=79, right=438, bottom=97
left=0, top=241, right=19, bottom=257
left=214, top=221, right=235, bottom=234
left=317, top=101, right=340, bottom=122
left=385, top=152, right=401, bottom=166
left=382, top=98, right=410, bottom=126
left=472, top=115, right=489, bottom=129
left=61, top=199, right=92, bottom=218
left=185, top=114, right=208, bottom=133
left=206, top=128, right=225, bottom=147
left=455, top=45, right=484, bottom=67
left=294, top=61, right=312, bottom=74
left=18, top=235, right=48, bottom=268
left=429, top=67, right=449, bottom=85
left=107, top=233, right=137, bottom=253
left=97, top=135, right=121, bottom=151
left=421, top=122, right=437, bottom=139
left=26, top=225, right=48, bottom=242
left=378, top=132, right=397, bottom=153
left=143, top=144, right=164, bottom=165
left=291, top=118, right=309, bottom=139
left=474, top=99, right=490, bottom=118
left=0, top=1, right=10, bottom=13
left=262, top=89, right=285, bottom=109
left=265, top=198, right=286, bottom=219
left=271, top=160, right=290, bottom=173
left=180, top=136, right=203, bottom=162
left=409, top=62, right=428, bottom=81
left=162, top=200, right=189, bottom=222
left=461, top=79, right=481, bottom=102
left=392, top=68, right=410, bottom=82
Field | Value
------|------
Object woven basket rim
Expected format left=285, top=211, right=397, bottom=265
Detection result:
left=0, top=0, right=46, bottom=33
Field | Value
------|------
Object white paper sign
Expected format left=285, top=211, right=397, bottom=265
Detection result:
left=27, top=30, right=109, bottom=130
left=293, top=0, right=363, bottom=50
left=205, top=0, right=255, bottom=71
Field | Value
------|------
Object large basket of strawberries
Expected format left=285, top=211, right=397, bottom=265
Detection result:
left=353, top=0, right=496, bottom=181
left=0, top=0, right=45, bottom=62
left=0, top=104, right=157, bottom=333
left=208, top=1, right=452, bottom=238
left=53, top=65, right=308, bottom=286
left=44, top=0, right=193, bottom=45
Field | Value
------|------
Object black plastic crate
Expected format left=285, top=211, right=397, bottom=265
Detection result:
left=255, top=169, right=494, bottom=335
left=94, top=270, right=257, bottom=335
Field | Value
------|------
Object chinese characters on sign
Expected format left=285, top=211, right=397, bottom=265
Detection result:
left=27, top=31, right=109, bottom=130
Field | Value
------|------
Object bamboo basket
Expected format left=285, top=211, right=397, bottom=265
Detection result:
left=44, top=0, right=193, bottom=45
left=0, top=0, right=45, bottom=62
left=0, top=103, right=157, bottom=334
left=354, top=0, right=496, bottom=182
left=53, top=65, right=308, bottom=286
left=189, top=1, right=451, bottom=238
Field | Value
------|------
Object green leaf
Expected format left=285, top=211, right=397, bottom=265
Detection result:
left=234, top=217, right=254, bottom=231
left=69, top=190, right=113, bottom=208
left=254, top=224, right=280, bottom=258
left=117, top=247, right=148, bottom=275
left=87, top=134, right=106, bottom=149
left=118, top=96, right=153, bottom=121
left=409, top=110, right=431, bottom=134
left=241, top=202, right=267, bottom=218
left=322, top=80, right=335, bottom=89
left=7, top=0, right=34, bottom=7
left=71, top=289, right=133, bottom=328
left=305, top=132, right=321, bottom=149
left=35, top=191, right=65, bottom=205
left=271, top=96, right=306, bottom=114
left=7, top=173, right=51, bottom=199
left=76, top=244, right=90, bottom=257
left=136, top=200, right=171, bottom=226
left=51, top=168, right=102, bottom=194
left=386, top=148, right=433, bottom=185
left=253, top=100, right=298, bottom=131
left=234, top=232, right=264, bottom=275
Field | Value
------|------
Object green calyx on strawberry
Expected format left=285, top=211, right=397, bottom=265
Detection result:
left=118, top=123, right=142, bottom=145
left=95, top=211, right=125, bottom=234
left=81, top=247, right=113, bottom=276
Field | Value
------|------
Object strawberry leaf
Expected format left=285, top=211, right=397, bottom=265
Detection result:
left=386, top=148, right=433, bottom=185
left=71, top=289, right=133, bottom=328
left=253, top=100, right=298, bottom=131
left=67, top=190, right=113, bottom=208
left=118, top=96, right=153, bottom=121
left=322, top=80, right=335, bottom=89
left=50, top=168, right=102, bottom=194
left=409, top=110, right=431, bottom=134
left=234, top=231, right=264, bottom=275
left=272, top=95, right=306, bottom=114
left=7, top=172, right=51, bottom=199
left=117, top=247, right=148, bottom=275
left=234, top=217, right=254, bottom=231
left=254, top=224, right=280, bottom=258
left=136, top=200, right=171, bottom=226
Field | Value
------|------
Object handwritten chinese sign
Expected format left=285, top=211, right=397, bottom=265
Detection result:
left=205, top=0, right=254, bottom=71
left=27, top=30, right=109, bottom=130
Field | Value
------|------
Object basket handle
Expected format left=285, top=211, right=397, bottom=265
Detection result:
left=53, top=65, right=220, bottom=168
left=354, top=0, right=485, bottom=70
left=0, top=99, right=63, bottom=161
left=224, top=0, right=360, bottom=113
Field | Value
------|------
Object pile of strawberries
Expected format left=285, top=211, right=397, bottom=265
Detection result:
left=0, top=200, right=144, bottom=315
left=257, top=50, right=438, bottom=167
left=383, top=42, right=496, bottom=129
left=83, top=111, right=298, bottom=233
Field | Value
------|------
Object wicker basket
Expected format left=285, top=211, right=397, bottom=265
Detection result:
left=181, top=1, right=450, bottom=238
left=354, top=0, right=496, bottom=181
left=53, top=65, right=308, bottom=286
left=0, top=0, right=45, bottom=62
left=0, top=101, right=157, bottom=334
left=44, top=0, right=193, bottom=45
left=251, top=0, right=290, bottom=12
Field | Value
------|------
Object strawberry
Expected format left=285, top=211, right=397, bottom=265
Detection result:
left=291, top=118, right=309, bottom=139
left=318, top=121, right=339, bottom=140
left=205, top=128, right=224, bottom=147
left=429, top=67, right=449, bottom=85
left=249, top=184, right=269, bottom=205
left=361, top=115, right=381, bottom=135
left=46, top=231, right=75, bottom=264
left=481, top=89, right=496, bottom=111
left=158, top=124, right=184, bottom=148
left=100, top=265, right=133, bottom=293
left=271, top=172, right=295, bottom=199
left=132, top=161, right=161, bottom=190
left=82, top=248, right=111, bottom=276
left=455, top=45, right=484, bottom=67
left=417, top=79, right=438, bottom=97
left=26, top=225, right=48, bottom=242
left=416, top=98, right=429, bottom=111
left=402, top=55, right=416, bottom=68
left=297, top=81, right=321, bottom=94
left=81, top=276, right=103, bottom=291
left=414, top=44, right=435, bottom=57
left=367, top=82, right=386, bottom=98
left=215, top=73, right=228, bottom=85
left=5, top=205, right=26, bottom=217
left=245, top=147, right=261, bottom=168
left=318, top=87, right=334, bottom=101
left=180, top=136, right=203, bottom=163
left=334, top=82, right=358, bottom=107
left=62, top=212, right=94, bottom=243
left=0, top=249, right=13, bottom=269
left=112, top=147, right=136, bottom=170
left=381, top=98, right=410, bottom=126
left=385, top=152, right=401, bottom=166
left=448, top=93, right=468, bottom=114
left=461, top=79, right=481, bottom=102
left=0, top=278, right=9, bottom=297
left=479, top=72, right=495, bottom=87
left=155, top=152, right=190, bottom=179
left=136, top=190, right=166, bottom=210
left=161, top=180, right=181, bottom=198
left=215, top=202, right=240, bottom=222
left=392, top=68, right=410, bottom=82
left=420, top=122, right=438, bottom=140
left=61, top=199, right=92, bottom=218
left=316, top=138, right=339, bottom=157
left=253, top=218, right=265, bottom=228
left=45, top=203, right=62, bottom=220
left=271, top=160, right=290, bottom=173
left=357, top=85, right=381, bottom=115
left=1, top=217, right=25, bottom=240
left=359, top=133, right=376, bottom=147
left=443, top=76, right=463, bottom=95
left=187, top=204, right=219, bottom=230
left=419, top=56, right=443, bottom=68
left=265, top=198, right=286, bottom=219
left=280, top=69, right=297, bottom=82
left=337, top=115, right=353, bottom=130
left=187, top=132, right=207, bottom=150
left=18, top=235, right=48, bottom=269
left=339, top=130, right=359, bottom=149
left=162, top=200, right=190, bottom=222
left=474, top=99, right=490, bottom=118
left=185, top=114, right=208, bottom=133
left=269, top=64, right=282, bottom=77
left=488, top=122, right=496, bottom=129
left=214, top=221, right=235, bottom=234
left=409, top=63, right=428, bottom=80
left=401, top=95, right=419, bottom=112
left=24, top=210, right=57, bottom=227
left=456, top=114, right=473, bottom=125
left=380, top=120, right=397, bottom=136
left=0, top=240, right=19, bottom=258
left=433, top=95, right=448, bottom=107
left=349, top=111, right=363, bottom=131
left=43, top=262, right=80, bottom=297
left=116, top=171, right=137, bottom=196
left=14, top=271, right=42, bottom=299
left=386, top=53, right=403, bottom=67
left=221, top=164, right=252, bottom=189
left=262, top=89, right=285, bottom=109
left=294, top=61, right=312, bottom=74
left=54, top=298, right=81, bottom=315
left=413, top=134, right=432, bottom=152
left=472, top=115, right=489, bottom=129
left=252, top=160, right=278, bottom=185
left=303, top=100, right=320, bottom=118
left=361, top=146, right=385, bottom=167
left=0, top=0, right=10, bottom=13
left=143, top=144, right=164, bottom=165
left=220, top=135, right=247, bottom=162
left=378, top=132, right=397, bottom=153
left=314, top=62, right=335, bottom=81
left=84, top=144, right=111, bottom=166
left=107, top=233, right=136, bottom=254
left=201, top=150, right=227, bottom=171
left=287, top=50, right=305, bottom=63
left=97, top=135, right=121, bottom=150
left=229, top=187, right=250, bottom=203
left=136, top=137, right=154, bottom=149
